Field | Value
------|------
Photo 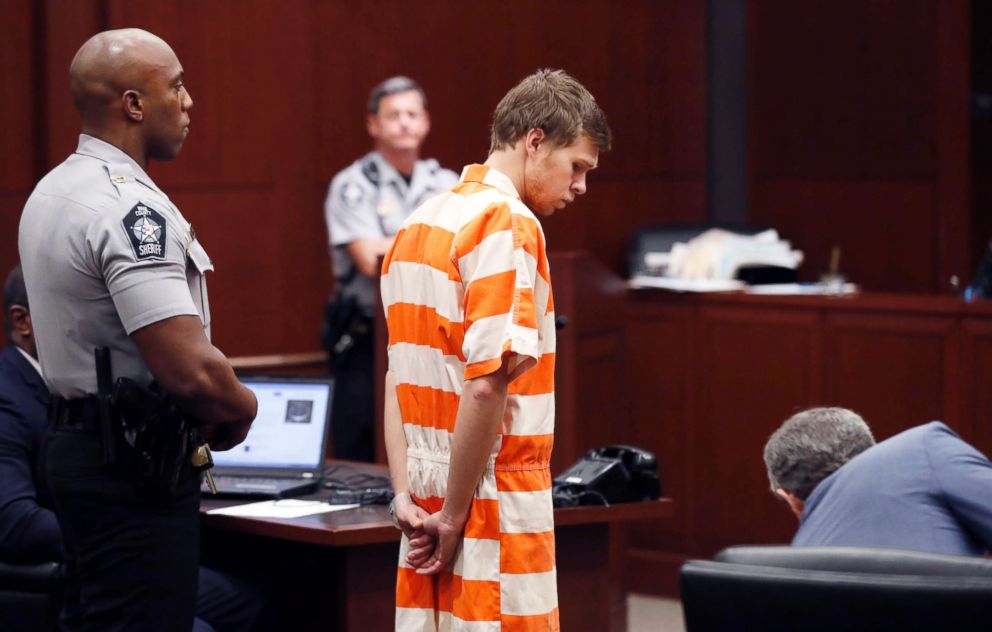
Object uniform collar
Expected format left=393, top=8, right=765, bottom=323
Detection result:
left=458, top=164, right=520, bottom=199
left=369, top=151, right=412, bottom=187
left=74, top=134, right=167, bottom=199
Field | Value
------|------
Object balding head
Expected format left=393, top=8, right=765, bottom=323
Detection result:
left=69, top=29, right=193, bottom=165
left=70, top=29, right=174, bottom=118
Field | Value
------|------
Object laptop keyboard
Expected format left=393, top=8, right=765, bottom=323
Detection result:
left=212, top=476, right=286, bottom=491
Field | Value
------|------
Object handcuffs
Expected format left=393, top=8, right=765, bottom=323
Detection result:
left=388, top=492, right=414, bottom=528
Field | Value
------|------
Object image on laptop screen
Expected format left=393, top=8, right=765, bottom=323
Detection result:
left=211, top=379, right=331, bottom=469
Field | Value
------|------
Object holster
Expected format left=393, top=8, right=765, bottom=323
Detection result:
left=322, top=294, right=370, bottom=366
left=113, top=378, right=209, bottom=497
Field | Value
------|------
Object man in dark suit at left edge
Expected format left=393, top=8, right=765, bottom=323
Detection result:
left=0, top=264, right=58, bottom=564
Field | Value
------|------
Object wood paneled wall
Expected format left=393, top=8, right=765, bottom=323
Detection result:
left=2, top=0, right=978, bottom=333
left=0, top=0, right=706, bottom=353
left=625, top=290, right=992, bottom=596
left=747, top=0, right=971, bottom=293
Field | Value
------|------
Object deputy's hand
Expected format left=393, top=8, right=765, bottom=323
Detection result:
left=416, top=510, right=466, bottom=575
left=198, top=420, right=250, bottom=451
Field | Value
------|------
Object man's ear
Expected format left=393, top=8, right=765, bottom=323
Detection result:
left=8, top=305, right=31, bottom=338
left=775, top=488, right=805, bottom=520
left=524, top=128, right=546, bottom=158
left=123, top=89, right=143, bottom=122
left=367, top=113, right=380, bottom=139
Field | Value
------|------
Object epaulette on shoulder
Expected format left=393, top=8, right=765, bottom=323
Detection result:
left=361, top=158, right=380, bottom=186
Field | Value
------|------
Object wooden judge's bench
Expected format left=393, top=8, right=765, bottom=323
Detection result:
left=373, top=251, right=992, bottom=597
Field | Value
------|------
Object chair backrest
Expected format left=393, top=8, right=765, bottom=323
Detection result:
left=0, top=560, right=63, bottom=632
left=680, top=546, right=992, bottom=632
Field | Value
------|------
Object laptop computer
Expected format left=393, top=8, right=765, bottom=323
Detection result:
left=202, top=376, right=333, bottom=498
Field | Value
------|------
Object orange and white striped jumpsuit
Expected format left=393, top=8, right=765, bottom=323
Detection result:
left=381, top=164, right=559, bottom=631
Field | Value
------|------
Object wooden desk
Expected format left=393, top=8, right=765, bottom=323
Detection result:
left=201, top=466, right=672, bottom=632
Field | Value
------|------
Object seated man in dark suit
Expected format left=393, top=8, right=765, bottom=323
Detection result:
left=763, top=406, right=992, bottom=556
left=0, top=265, right=263, bottom=631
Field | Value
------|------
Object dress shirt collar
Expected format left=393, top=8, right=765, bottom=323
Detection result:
left=15, top=346, right=43, bottom=379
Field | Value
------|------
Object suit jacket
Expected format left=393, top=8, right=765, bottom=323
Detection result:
left=794, top=421, right=992, bottom=556
left=0, top=343, right=61, bottom=563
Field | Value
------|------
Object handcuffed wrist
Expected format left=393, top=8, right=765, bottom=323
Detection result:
left=389, top=492, right=415, bottom=528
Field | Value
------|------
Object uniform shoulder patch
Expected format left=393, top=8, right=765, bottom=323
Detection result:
left=340, top=181, right=365, bottom=209
left=121, top=202, right=168, bottom=261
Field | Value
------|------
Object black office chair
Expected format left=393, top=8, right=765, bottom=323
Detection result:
left=680, top=546, right=992, bottom=632
left=0, top=560, right=63, bottom=631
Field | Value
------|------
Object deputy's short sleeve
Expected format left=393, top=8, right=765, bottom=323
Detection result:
left=325, top=170, right=383, bottom=246
left=87, top=199, right=199, bottom=334
left=455, top=202, right=542, bottom=383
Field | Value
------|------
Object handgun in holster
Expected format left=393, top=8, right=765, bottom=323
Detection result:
left=322, top=294, right=370, bottom=366
left=112, top=376, right=213, bottom=497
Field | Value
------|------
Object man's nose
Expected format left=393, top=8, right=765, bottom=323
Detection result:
left=572, top=175, right=587, bottom=196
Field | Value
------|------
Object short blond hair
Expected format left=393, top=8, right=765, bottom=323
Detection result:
left=489, top=69, right=611, bottom=154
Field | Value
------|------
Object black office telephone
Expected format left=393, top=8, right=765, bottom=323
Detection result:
left=552, top=445, right=661, bottom=507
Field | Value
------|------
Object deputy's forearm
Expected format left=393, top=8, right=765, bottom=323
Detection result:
left=132, top=315, right=256, bottom=427
left=441, top=365, right=509, bottom=523
left=348, top=237, right=394, bottom=277
left=170, top=348, right=257, bottom=426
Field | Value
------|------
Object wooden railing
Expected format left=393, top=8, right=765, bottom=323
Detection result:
left=229, top=350, right=328, bottom=373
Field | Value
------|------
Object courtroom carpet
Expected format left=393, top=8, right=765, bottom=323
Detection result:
left=627, top=594, right=685, bottom=632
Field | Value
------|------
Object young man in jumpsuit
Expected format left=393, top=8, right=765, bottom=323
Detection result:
left=381, top=69, right=611, bottom=630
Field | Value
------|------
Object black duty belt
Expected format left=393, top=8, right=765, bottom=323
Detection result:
left=50, top=396, right=102, bottom=433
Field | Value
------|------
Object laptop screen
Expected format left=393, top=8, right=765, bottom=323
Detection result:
left=211, top=378, right=332, bottom=469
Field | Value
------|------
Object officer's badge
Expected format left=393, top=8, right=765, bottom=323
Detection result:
left=122, top=202, right=168, bottom=261
left=341, top=182, right=364, bottom=208
left=377, top=198, right=400, bottom=218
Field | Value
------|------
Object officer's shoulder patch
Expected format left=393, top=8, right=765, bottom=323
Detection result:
left=121, top=202, right=168, bottom=261
left=340, top=181, right=365, bottom=209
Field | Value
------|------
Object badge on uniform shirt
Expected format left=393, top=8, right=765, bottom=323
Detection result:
left=377, top=197, right=401, bottom=218
left=121, top=202, right=168, bottom=261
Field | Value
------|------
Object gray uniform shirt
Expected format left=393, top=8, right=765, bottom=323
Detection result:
left=324, top=150, right=457, bottom=316
left=18, top=135, right=213, bottom=398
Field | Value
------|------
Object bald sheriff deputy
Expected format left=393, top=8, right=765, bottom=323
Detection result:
left=18, top=29, right=256, bottom=630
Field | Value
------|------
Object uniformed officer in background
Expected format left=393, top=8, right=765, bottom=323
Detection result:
left=323, top=76, right=457, bottom=462
left=18, top=29, right=257, bottom=631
